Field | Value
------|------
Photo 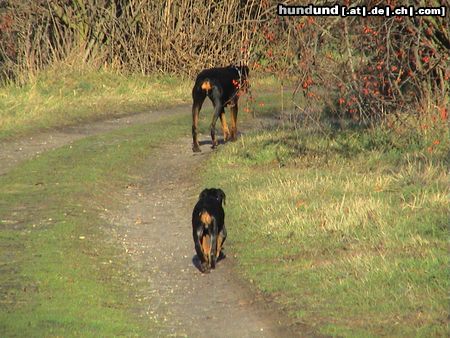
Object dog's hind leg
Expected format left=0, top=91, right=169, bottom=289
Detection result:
left=219, top=111, right=230, bottom=142
left=192, top=89, right=206, bottom=152
left=230, top=102, right=238, bottom=141
left=210, top=104, right=223, bottom=149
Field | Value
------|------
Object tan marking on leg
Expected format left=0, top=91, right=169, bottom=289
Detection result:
left=200, top=211, right=212, bottom=267
left=230, top=105, right=238, bottom=140
left=201, top=234, right=211, bottom=265
left=192, top=104, right=200, bottom=151
left=220, top=113, right=230, bottom=141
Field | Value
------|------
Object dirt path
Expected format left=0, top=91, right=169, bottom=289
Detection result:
left=0, top=106, right=316, bottom=337
left=107, top=137, right=311, bottom=337
left=0, top=105, right=187, bottom=176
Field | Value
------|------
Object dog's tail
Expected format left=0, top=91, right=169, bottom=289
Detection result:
left=199, top=210, right=212, bottom=228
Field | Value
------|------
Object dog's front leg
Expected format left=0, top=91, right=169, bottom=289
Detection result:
left=210, top=221, right=218, bottom=269
left=217, top=225, right=227, bottom=259
left=193, top=228, right=208, bottom=272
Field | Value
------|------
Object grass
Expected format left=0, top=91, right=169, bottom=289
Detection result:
left=0, top=114, right=191, bottom=336
left=0, top=64, right=191, bottom=139
left=202, top=106, right=449, bottom=335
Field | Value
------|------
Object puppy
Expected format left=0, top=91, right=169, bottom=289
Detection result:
left=192, top=188, right=227, bottom=273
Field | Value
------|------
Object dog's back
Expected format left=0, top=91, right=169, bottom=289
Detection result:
left=194, top=66, right=238, bottom=98
left=193, top=65, right=249, bottom=102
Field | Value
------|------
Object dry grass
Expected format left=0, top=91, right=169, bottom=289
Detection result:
left=0, top=64, right=191, bottom=139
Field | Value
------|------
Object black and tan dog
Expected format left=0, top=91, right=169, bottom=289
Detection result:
left=192, top=188, right=227, bottom=273
left=191, top=64, right=249, bottom=152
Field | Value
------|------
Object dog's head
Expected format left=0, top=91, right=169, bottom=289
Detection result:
left=235, top=64, right=249, bottom=78
left=230, top=63, right=250, bottom=92
left=241, top=65, right=250, bottom=91
left=199, top=188, right=226, bottom=206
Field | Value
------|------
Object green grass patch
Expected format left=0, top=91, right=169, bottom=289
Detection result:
left=0, top=65, right=191, bottom=139
left=203, top=121, right=449, bottom=336
left=0, top=114, right=190, bottom=336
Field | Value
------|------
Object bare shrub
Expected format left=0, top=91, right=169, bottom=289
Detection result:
left=1, top=0, right=448, bottom=132
left=0, top=0, right=267, bottom=82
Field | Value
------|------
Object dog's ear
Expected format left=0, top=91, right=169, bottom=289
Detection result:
left=199, top=189, right=209, bottom=200
left=216, top=189, right=226, bottom=206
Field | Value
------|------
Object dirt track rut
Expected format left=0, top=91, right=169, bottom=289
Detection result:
left=0, top=105, right=187, bottom=176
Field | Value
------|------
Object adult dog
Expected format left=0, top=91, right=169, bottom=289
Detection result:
left=191, top=64, right=249, bottom=152
left=192, top=188, right=227, bottom=273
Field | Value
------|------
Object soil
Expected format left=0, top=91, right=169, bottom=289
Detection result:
left=0, top=105, right=321, bottom=337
